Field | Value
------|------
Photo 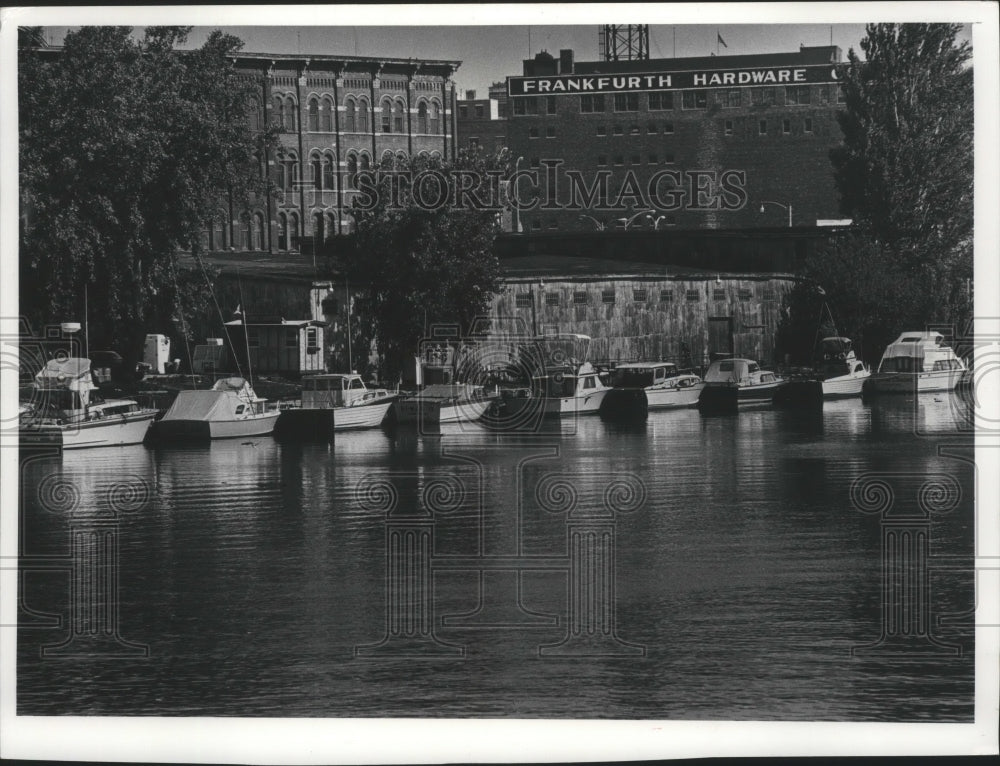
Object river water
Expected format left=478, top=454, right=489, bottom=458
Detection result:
left=17, top=393, right=976, bottom=720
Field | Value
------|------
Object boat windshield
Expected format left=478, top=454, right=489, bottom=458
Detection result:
left=880, top=357, right=920, bottom=373
left=36, top=389, right=82, bottom=411
left=612, top=368, right=654, bottom=388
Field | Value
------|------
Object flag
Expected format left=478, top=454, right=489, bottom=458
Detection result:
left=717, top=32, right=728, bottom=49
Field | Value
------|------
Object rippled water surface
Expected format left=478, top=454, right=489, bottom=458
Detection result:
left=17, top=394, right=975, bottom=719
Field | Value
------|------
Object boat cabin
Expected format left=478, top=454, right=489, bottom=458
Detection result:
left=30, top=358, right=101, bottom=419
left=815, top=337, right=867, bottom=378
left=704, top=358, right=778, bottom=386
left=877, top=331, right=966, bottom=374
left=534, top=362, right=606, bottom=398
left=611, top=362, right=697, bottom=390
left=301, top=373, right=380, bottom=409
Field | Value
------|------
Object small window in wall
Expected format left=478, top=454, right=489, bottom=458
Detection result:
left=713, top=288, right=727, bottom=301
left=804, top=118, right=813, bottom=134
left=612, top=125, right=623, bottom=136
left=515, top=293, right=533, bottom=308
left=529, top=127, right=539, bottom=139
left=630, top=154, right=641, bottom=165
left=647, top=123, right=658, bottom=134
left=613, top=155, right=625, bottom=166
left=602, top=289, right=616, bottom=304
left=659, top=289, right=674, bottom=303
left=545, top=126, right=556, bottom=138
left=573, top=291, right=589, bottom=305
left=738, top=288, right=754, bottom=301
left=663, top=122, right=674, bottom=134
left=648, top=153, right=658, bottom=164
left=761, top=287, right=777, bottom=300
left=546, top=96, right=557, bottom=114
left=597, top=155, right=608, bottom=166
left=648, top=91, right=673, bottom=110
left=782, top=119, right=791, bottom=134
left=545, top=292, right=560, bottom=307
left=724, top=120, right=734, bottom=136
left=682, top=90, right=707, bottom=109
left=633, top=288, right=648, bottom=302
left=759, top=119, right=767, bottom=135
left=685, top=289, right=701, bottom=302
left=530, top=219, right=542, bottom=230
left=596, top=125, right=607, bottom=136
left=286, top=328, right=299, bottom=347
left=306, top=327, right=318, bottom=348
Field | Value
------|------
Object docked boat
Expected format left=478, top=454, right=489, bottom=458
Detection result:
left=868, top=331, right=967, bottom=394
left=698, top=357, right=784, bottom=409
left=778, top=337, right=871, bottom=402
left=19, top=357, right=158, bottom=449
left=149, top=376, right=280, bottom=440
left=277, top=373, right=396, bottom=437
left=395, top=383, right=493, bottom=427
left=527, top=361, right=612, bottom=417
left=602, top=362, right=704, bottom=418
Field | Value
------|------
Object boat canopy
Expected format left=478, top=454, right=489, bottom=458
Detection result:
left=34, top=358, right=95, bottom=391
left=163, top=387, right=261, bottom=422
left=704, top=358, right=759, bottom=383
left=881, top=332, right=946, bottom=359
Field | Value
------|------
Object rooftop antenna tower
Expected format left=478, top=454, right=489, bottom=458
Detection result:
left=599, top=25, right=650, bottom=62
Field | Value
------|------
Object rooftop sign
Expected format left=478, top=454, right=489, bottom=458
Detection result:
left=508, top=64, right=839, bottom=96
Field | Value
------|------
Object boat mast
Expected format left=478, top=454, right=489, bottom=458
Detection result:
left=237, top=268, right=254, bottom=389
left=346, top=275, right=353, bottom=373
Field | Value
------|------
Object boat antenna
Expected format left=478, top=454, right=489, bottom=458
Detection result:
left=237, top=267, right=254, bottom=389
left=345, top=274, right=353, bottom=373
left=193, top=247, right=245, bottom=381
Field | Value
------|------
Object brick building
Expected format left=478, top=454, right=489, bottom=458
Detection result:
left=455, top=90, right=508, bottom=153
left=206, top=52, right=462, bottom=255
left=506, top=45, right=847, bottom=232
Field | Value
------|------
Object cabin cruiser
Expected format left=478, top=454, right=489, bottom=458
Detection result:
left=529, top=362, right=612, bottom=416
left=602, top=362, right=704, bottom=418
left=150, top=376, right=280, bottom=440
left=698, top=357, right=784, bottom=409
left=395, top=383, right=493, bottom=427
left=19, top=357, right=158, bottom=449
left=778, top=337, right=871, bottom=401
left=277, top=373, right=396, bottom=436
left=868, top=331, right=968, bottom=393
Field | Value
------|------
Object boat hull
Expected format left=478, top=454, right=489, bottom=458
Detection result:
left=333, top=399, right=395, bottom=430
left=20, top=411, right=157, bottom=449
left=395, top=397, right=492, bottom=426
left=868, top=369, right=964, bottom=394
left=699, top=381, right=783, bottom=410
left=151, top=412, right=280, bottom=441
left=779, top=373, right=869, bottom=402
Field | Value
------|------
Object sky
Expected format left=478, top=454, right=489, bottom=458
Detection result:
left=38, top=21, right=973, bottom=99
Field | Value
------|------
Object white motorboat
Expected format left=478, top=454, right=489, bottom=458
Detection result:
left=698, top=357, right=784, bottom=409
left=19, top=357, right=157, bottom=449
left=395, top=383, right=493, bottom=426
left=778, top=337, right=871, bottom=401
left=529, top=362, right=612, bottom=416
left=868, top=331, right=968, bottom=393
left=278, top=373, right=396, bottom=436
left=150, top=377, right=279, bottom=440
left=602, top=362, right=704, bottom=417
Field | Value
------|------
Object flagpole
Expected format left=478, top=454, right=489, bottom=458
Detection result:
left=717, top=29, right=719, bottom=55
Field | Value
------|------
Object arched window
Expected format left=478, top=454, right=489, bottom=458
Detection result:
left=283, top=96, right=297, bottom=132
left=321, top=97, right=334, bottom=132
left=277, top=212, right=288, bottom=251
left=253, top=212, right=265, bottom=250
left=241, top=213, right=251, bottom=251
left=218, top=211, right=230, bottom=250
left=322, top=153, right=336, bottom=190
left=359, top=152, right=371, bottom=172
left=393, top=100, right=405, bottom=133
left=311, top=152, right=323, bottom=189
left=287, top=151, right=299, bottom=191
left=344, top=98, right=357, bottom=132
left=417, top=101, right=428, bottom=133
left=357, top=98, right=370, bottom=133
left=247, top=98, right=261, bottom=131
left=288, top=212, right=299, bottom=250
left=429, top=100, right=441, bottom=134
left=381, top=98, right=393, bottom=133
left=396, top=151, right=408, bottom=169
left=273, top=95, right=284, bottom=129
left=380, top=149, right=394, bottom=168
left=347, top=153, right=358, bottom=188
left=325, top=212, right=336, bottom=241
left=312, top=211, right=324, bottom=248
left=308, top=97, right=319, bottom=132
left=254, top=151, right=265, bottom=180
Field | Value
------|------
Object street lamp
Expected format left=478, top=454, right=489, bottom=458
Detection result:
left=645, top=213, right=673, bottom=230
left=759, top=200, right=793, bottom=227
left=578, top=214, right=606, bottom=231
left=616, top=209, right=655, bottom=230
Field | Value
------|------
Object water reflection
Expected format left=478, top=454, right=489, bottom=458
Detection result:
left=16, top=395, right=975, bottom=720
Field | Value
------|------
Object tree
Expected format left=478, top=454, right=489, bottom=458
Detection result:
left=19, top=26, right=274, bottom=375
left=335, top=148, right=508, bottom=380
left=830, top=23, right=973, bottom=335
